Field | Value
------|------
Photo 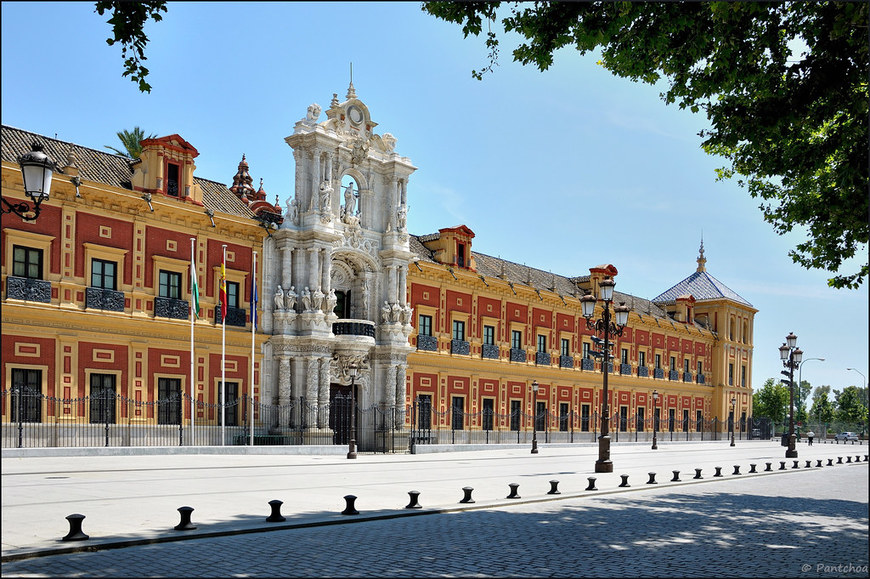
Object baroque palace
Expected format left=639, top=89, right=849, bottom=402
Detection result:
left=1, top=85, right=757, bottom=450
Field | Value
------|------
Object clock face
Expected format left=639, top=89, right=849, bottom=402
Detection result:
left=348, top=105, right=363, bottom=125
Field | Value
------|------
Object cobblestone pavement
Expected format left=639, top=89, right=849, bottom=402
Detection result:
left=2, top=462, right=866, bottom=578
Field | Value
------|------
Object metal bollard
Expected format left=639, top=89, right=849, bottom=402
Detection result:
left=405, top=491, right=422, bottom=509
left=585, top=477, right=597, bottom=491
left=460, top=486, right=475, bottom=504
left=749, top=464, right=757, bottom=473
left=174, top=506, right=197, bottom=530
left=671, top=471, right=681, bottom=482
left=619, top=474, right=630, bottom=487
left=792, top=460, right=800, bottom=469
left=779, top=461, right=787, bottom=470
left=693, top=468, right=703, bottom=479
left=827, top=458, right=834, bottom=466
left=341, top=495, right=359, bottom=515
left=62, top=514, right=89, bottom=541
left=266, top=500, right=286, bottom=523
left=547, top=480, right=561, bottom=495
left=765, top=462, right=772, bottom=472
left=507, top=483, right=521, bottom=499
left=837, top=456, right=843, bottom=464
left=805, top=460, right=812, bottom=468
left=732, top=465, right=741, bottom=475
left=646, top=472, right=658, bottom=484
left=846, top=456, right=852, bottom=463
left=714, top=466, right=723, bottom=477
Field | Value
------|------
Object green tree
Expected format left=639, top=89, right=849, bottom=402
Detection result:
left=834, top=385, right=868, bottom=425
left=808, top=385, right=835, bottom=425
left=425, top=1, right=869, bottom=289
left=752, top=378, right=789, bottom=423
left=105, top=127, right=155, bottom=159
left=94, top=1, right=167, bottom=93
left=795, top=379, right=813, bottom=422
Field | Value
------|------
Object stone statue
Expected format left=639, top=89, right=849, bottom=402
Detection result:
left=382, top=301, right=392, bottom=324
left=401, top=305, right=413, bottom=324
left=274, top=285, right=285, bottom=311
left=343, top=182, right=356, bottom=217
left=305, top=103, right=321, bottom=124
left=287, top=197, right=299, bottom=225
left=285, top=285, right=297, bottom=311
left=319, top=183, right=331, bottom=213
left=396, top=205, right=407, bottom=230
left=312, top=287, right=325, bottom=311
left=326, top=288, right=338, bottom=313
left=390, top=302, right=401, bottom=322
left=301, top=287, right=312, bottom=311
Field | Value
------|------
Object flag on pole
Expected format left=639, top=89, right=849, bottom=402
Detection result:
left=251, top=265, right=258, bottom=330
left=219, top=256, right=227, bottom=321
left=191, top=253, right=200, bottom=319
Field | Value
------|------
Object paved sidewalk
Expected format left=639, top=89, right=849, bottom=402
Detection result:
left=2, top=439, right=867, bottom=564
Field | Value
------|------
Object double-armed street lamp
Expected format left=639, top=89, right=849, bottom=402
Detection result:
left=779, top=333, right=803, bottom=458
left=2, top=143, right=57, bottom=221
left=581, top=277, right=630, bottom=473
left=346, top=362, right=359, bottom=460
left=652, top=390, right=659, bottom=450
left=730, top=397, right=736, bottom=447
left=531, top=380, right=539, bottom=454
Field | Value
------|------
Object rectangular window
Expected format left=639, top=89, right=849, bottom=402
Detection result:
left=483, top=325, right=495, bottom=345
left=166, top=162, right=180, bottom=196
left=482, top=398, right=494, bottom=431
left=10, top=368, right=41, bottom=422
left=418, top=314, right=432, bottom=336
left=220, top=382, right=239, bottom=427
left=456, top=242, right=466, bottom=268
left=639, top=351, right=646, bottom=367
left=682, top=409, right=689, bottom=432
left=728, top=363, right=734, bottom=386
left=621, top=348, right=629, bottom=365
left=581, top=404, right=590, bottom=432
left=416, top=394, right=432, bottom=431
left=670, top=356, right=677, bottom=371
left=157, top=377, right=182, bottom=425
left=91, top=258, right=117, bottom=290
left=741, top=365, right=746, bottom=387
left=511, top=330, right=522, bottom=350
left=510, top=400, right=521, bottom=431
left=89, top=373, right=116, bottom=424
left=535, top=401, right=547, bottom=431
left=583, top=342, right=591, bottom=360
left=668, top=408, right=675, bottom=432
left=697, top=361, right=703, bottom=375
left=159, top=270, right=182, bottom=299
left=655, top=354, right=662, bottom=369
left=559, top=403, right=569, bottom=432
left=684, top=359, right=690, bottom=373
left=560, top=338, right=570, bottom=357
left=225, top=281, right=239, bottom=309
left=636, top=407, right=645, bottom=432
left=452, top=320, right=466, bottom=341
left=451, top=396, right=464, bottom=430
left=537, top=334, right=547, bottom=353
left=696, top=409, right=703, bottom=432
left=12, top=246, right=43, bottom=279
left=619, top=406, right=628, bottom=431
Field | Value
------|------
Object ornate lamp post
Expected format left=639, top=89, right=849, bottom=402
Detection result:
left=651, top=390, right=658, bottom=450
left=346, top=362, right=359, bottom=460
left=2, top=143, right=57, bottom=221
left=730, top=397, right=736, bottom=447
left=779, top=333, right=803, bottom=458
left=531, top=380, right=539, bottom=454
left=581, top=277, right=630, bottom=473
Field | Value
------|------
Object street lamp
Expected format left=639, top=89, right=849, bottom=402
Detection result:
left=846, top=367, right=867, bottom=438
left=2, top=142, right=57, bottom=221
left=652, top=390, right=658, bottom=450
left=581, top=277, right=630, bottom=473
left=530, top=380, right=539, bottom=454
left=346, top=362, right=359, bottom=460
left=730, top=397, right=736, bottom=447
left=779, top=333, right=803, bottom=458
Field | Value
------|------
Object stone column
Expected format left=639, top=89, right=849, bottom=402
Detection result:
left=386, top=364, right=397, bottom=408
left=396, top=364, right=407, bottom=414
left=305, top=357, right=319, bottom=428
left=398, top=267, right=408, bottom=305
left=282, top=246, right=293, bottom=290
left=308, top=248, right=319, bottom=296
left=278, top=357, right=292, bottom=429
left=388, top=266, right=397, bottom=305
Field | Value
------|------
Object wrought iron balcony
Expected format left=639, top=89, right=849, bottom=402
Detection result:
left=620, top=363, right=632, bottom=375
left=417, top=334, right=438, bottom=351
left=669, top=370, right=680, bottom=381
left=696, top=374, right=706, bottom=385
left=481, top=343, right=500, bottom=360
left=5, top=276, right=51, bottom=303
left=638, top=366, right=649, bottom=378
left=451, top=339, right=470, bottom=355
left=85, top=287, right=125, bottom=312
left=509, top=348, right=526, bottom=363
left=654, top=368, right=665, bottom=379
left=581, top=358, right=595, bottom=371
left=155, top=296, right=190, bottom=320
left=535, top=352, right=550, bottom=366
left=559, top=355, right=573, bottom=369
left=333, top=320, right=376, bottom=338
left=683, top=371, right=693, bottom=382
left=215, top=306, right=246, bottom=327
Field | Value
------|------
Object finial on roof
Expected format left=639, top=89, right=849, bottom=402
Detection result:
left=696, top=236, right=707, bottom=273
left=347, top=63, right=357, bottom=99
left=331, top=93, right=340, bottom=107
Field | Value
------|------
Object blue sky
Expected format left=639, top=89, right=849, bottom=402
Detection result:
left=2, top=2, right=867, bottom=397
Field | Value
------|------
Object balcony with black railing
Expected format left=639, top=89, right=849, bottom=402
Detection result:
left=5, top=276, right=51, bottom=303
left=215, top=305, right=246, bottom=327
left=654, top=368, right=665, bottom=379
left=155, top=297, right=190, bottom=320
left=581, top=358, right=595, bottom=371
left=535, top=352, right=551, bottom=366
left=509, top=348, right=526, bottom=363
left=451, top=339, right=470, bottom=355
left=416, top=334, right=438, bottom=352
left=620, top=363, right=632, bottom=375
left=559, top=355, right=573, bottom=369
left=86, top=287, right=125, bottom=312
left=333, top=320, right=376, bottom=338
left=481, top=343, right=500, bottom=360
left=683, top=371, right=693, bottom=382
left=669, top=370, right=680, bottom=381
left=638, top=366, right=649, bottom=378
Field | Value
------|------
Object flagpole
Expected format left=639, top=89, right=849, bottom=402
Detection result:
left=250, top=251, right=257, bottom=447
left=190, top=237, right=196, bottom=445
left=221, top=244, right=227, bottom=446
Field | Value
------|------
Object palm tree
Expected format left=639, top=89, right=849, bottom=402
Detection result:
left=105, top=127, right=155, bottom=159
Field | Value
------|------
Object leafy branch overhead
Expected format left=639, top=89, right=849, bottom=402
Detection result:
left=424, top=1, right=869, bottom=289
left=95, top=0, right=167, bottom=93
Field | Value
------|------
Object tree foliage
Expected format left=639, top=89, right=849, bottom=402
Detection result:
left=424, top=1, right=869, bottom=289
left=752, top=378, right=789, bottom=422
left=94, top=1, right=167, bottom=93
left=809, top=385, right=835, bottom=424
left=834, top=385, right=868, bottom=425
left=105, top=127, right=155, bottom=159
